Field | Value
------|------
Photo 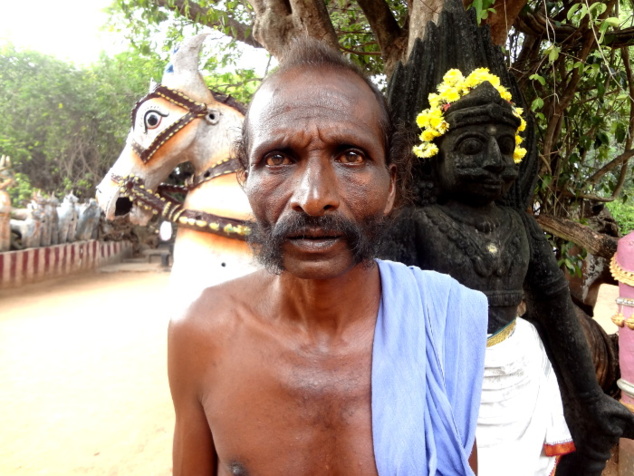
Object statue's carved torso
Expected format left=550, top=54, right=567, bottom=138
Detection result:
left=409, top=204, right=530, bottom=333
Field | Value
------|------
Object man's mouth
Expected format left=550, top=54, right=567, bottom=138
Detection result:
left=286, top=228, right=342, bottom=250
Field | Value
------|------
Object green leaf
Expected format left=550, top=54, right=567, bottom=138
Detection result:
left=529, top=73, right=546, bottom=86
left=541, top=175, right=553, bottom=189
left=531, top=97, right=544, bottom=110
left=615, top=123, right=627, bottom=143
left=603, top=17, right=621, bottom=28
left=567, top=3, right=585, bottom=21
left=589, top=3, right=607, bottom=18
left=546, top=45, right=560, bottom=63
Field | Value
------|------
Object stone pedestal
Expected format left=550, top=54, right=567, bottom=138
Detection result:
left=620, top=438, right=634, bottom=476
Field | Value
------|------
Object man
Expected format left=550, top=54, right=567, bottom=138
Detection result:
left=168, top=38, right=487, bottom=475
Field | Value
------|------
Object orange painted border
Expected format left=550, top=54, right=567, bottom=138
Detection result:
left=544, top=441, right=576, bottom=457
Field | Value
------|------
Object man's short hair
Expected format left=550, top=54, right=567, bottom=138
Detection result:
left=234, top=37, right=412, bottom=208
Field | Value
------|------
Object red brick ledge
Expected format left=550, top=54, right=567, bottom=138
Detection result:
left=0, top=241, right=133, bottom=289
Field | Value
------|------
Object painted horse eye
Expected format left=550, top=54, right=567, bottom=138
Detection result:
left=143, top=110, right=167, bottom=132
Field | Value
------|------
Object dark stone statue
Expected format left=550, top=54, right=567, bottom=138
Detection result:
left=400, top=82, right=526, bottom=334
left=380, top=1, right=634, bottom=474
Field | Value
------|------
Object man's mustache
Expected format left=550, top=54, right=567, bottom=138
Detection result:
left=267, top=213, right=363, bottom=246
left=247, top=211, right=388, bottom=274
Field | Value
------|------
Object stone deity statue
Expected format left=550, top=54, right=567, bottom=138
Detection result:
left=32, top=192, right=52, bottom=247
left=381, top=73, right=634, bottom=475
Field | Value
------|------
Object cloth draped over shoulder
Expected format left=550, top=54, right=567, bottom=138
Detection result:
left=372, top=260, right=488, bottom=476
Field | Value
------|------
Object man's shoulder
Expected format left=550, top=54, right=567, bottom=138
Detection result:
left=377, top=259, right=461, bottom=290
left=377, top=259, right=487, bottom=317
left=169, top=269, right=270, bottom=338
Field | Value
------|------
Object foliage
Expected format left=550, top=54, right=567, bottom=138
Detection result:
left=506, top=1, right=634, bottom=228
left=607, top=193, right=634, bottom=234
left=106, top=0, right=408, bottom=77
left=0, top=45, right=165, bottom=205
left=7, top=173, right=35, bottom=206
left=469, top=0, right=497, bottom=22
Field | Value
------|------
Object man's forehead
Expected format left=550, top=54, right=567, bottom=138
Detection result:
left=248, top=66, right=379, bottom=121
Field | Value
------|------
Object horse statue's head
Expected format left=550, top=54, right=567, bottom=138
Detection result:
left=96, top=34, right=245, bottom=226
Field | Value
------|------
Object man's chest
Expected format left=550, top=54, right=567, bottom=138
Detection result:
left=202, top=336, right=378, bottom=475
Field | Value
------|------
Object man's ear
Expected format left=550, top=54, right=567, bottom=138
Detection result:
left=383, top=164, right=397, bottom=215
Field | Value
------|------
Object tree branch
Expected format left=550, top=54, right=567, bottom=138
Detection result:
left=586, top=149, right=634, bottom=184
left=152, top=0, right=262, bottom=48
left=515, top=10, right=580, bottom=45
left=289, top=0, right=339, bottom=48
left=478, top=0, right=528, bottom=46
left=515, top=4, right=634, bottom=49
left=536, top=214, right=618, bottom=259
left=354, top=0, right=405, bottom=74
left=603, top=26, right=634, bottom=48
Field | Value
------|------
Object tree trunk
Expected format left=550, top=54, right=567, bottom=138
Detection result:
left=248, top=0, right=339, bottom=60
left=406, top=0, right=445, bottom=58
left=480, top=0, right=528, bottom=45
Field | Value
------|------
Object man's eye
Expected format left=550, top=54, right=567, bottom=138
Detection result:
left=264, top=153, right=291, bottom=166
left=458, top=138, right=484, bottom=155
left=338, top=149, right=365, bottom=164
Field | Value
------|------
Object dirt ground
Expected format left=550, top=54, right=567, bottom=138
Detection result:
left=0, top=270, right=625, bottom=476
left=0, top=270, right=173, bottom=476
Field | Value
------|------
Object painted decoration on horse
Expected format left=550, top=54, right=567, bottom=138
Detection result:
left=96, top=34, right=257, bottom=297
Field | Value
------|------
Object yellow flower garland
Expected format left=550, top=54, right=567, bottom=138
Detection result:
left=413, top=68, right=528, bottom=163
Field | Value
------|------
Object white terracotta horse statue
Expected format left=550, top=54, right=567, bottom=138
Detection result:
left=96, top=34, right=256, bottom=299
left=75, top=198, right=100, bottom=241
left=10, top=201, right=44, bottom=249
left=57, top=193, right=78, bottom=244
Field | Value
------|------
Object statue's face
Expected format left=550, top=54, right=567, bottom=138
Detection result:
left=436, top=121, right=519, bottom=204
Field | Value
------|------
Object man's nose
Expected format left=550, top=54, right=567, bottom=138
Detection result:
left=483, top=138, right=505, bottom=173
left=290, top=159, right=340, bottom=216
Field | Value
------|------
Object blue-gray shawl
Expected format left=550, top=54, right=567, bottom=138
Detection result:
left=372, top=260, right=487, bottom=475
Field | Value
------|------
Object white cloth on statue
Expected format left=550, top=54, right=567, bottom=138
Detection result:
left=476, top=317, right=574, bottom=476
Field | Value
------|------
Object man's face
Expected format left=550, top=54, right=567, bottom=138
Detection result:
left=243, top=66, right=396, bottom=280
left=437, top=121, right=519, bottom=205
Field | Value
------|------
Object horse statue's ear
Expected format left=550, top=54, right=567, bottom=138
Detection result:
left=162, top=33, right=214, bottom=104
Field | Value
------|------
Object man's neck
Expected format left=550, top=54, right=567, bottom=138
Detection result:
left=263, top=261, right=382, bottom=340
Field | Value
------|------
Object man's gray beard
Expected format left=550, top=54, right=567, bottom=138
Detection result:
left=247, top=212, right=388, bottom=275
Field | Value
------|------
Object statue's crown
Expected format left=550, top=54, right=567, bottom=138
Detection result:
left=445, top=82, right=521, bottom=129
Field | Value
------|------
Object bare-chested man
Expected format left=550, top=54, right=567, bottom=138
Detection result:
left=168, top=39, right=488, bottom=476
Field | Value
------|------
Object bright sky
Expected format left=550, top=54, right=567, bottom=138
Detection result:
left=0, top=0, right=125, bottom=65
